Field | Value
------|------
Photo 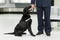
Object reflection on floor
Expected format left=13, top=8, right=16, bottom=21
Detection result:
left=0, top=14, right=60, bottom=40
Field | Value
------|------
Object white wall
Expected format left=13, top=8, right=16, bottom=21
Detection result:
left=11, top=0, right=31, bottom=3
left=0, top=0, right=5, bottom=3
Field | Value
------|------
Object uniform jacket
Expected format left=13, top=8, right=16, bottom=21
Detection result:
left=31, top=0, right=51, bottom=7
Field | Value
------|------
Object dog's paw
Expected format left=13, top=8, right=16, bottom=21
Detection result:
left=22, top=33, right=26, bottom=35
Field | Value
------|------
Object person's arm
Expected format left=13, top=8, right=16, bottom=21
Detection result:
left=31, top=0, right=35, bottom=4
left=31, top=0, right=35, bottom=8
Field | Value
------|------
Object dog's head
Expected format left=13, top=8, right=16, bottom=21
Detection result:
left=23, top=6, right=31, bottom=15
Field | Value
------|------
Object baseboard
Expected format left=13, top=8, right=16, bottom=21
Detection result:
left=0, top=12, right=37, bottom=14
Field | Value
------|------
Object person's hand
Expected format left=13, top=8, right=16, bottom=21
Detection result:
left=31, top=4, right=35, bottom=9
left=29, top=4, right=35, bottom=11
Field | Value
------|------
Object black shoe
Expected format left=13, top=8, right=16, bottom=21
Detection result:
left=36, top=32, right=43, bottom=35
left=46, top=32, right=51, bottom=36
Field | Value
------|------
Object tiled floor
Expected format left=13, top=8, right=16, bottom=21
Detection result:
left=0, top=14, right=60, bottom=40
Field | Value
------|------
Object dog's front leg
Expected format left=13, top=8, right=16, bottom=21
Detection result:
left=27, top=19, right=35, bottom=36
left=28, top=26, right=35, bottom=36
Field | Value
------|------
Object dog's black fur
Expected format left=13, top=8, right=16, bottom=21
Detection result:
left=4, top=6, right=35, bottom=36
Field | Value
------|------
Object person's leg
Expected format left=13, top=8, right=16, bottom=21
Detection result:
left=44, top=6, right=52, bottom=36
left=37, top=7, right=44, bottom=33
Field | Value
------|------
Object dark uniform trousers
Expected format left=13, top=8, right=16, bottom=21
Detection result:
left=37, top=6, right=51, bottom=33
left=31, top=0, right=52, bottom=33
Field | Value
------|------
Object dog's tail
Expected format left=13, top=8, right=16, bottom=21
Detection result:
left=4, top=32, right=15, bottom=35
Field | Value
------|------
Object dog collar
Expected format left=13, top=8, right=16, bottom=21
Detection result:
left=25, top=18, right=31, bottom=22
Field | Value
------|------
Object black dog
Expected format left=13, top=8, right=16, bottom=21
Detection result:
left=4, top=6, right=35, bottom=36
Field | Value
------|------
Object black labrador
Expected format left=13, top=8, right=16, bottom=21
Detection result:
left=4, top=6, right=35, bottom=36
